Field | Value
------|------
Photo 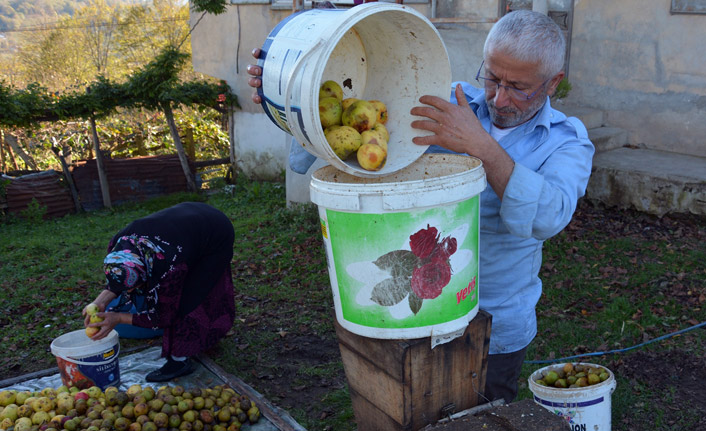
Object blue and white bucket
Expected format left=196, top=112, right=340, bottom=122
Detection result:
left=50, top=329, right=121, bottom=390
left=256, top=2, right=451, bottom=177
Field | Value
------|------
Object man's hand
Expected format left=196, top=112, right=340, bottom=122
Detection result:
left=410, top=84, right=515, bottom=199
left=247, top=48, right=263, bottom=104
left=410, top=84, right=488, bottom=155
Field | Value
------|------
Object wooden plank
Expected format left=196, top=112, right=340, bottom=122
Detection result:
left=193, top=157, right=230, bottom=168
left=349, top=388, right=412, bottom=431
left=409, top=311, right=492, bottom=427
left=335, top=322, right=412, bottom=382
left=338, top=341, right=411, bottom=425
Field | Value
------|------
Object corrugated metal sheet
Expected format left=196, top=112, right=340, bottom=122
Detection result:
left=71, top=155, right=193, bottom=210
left=5, top=170, right=76, bottom=219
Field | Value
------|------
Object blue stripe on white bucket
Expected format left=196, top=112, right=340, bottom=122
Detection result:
left=534, top=395, right=605, bottom=408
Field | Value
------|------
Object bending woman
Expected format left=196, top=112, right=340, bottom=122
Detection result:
left=84, top=202, right=236, bottom=382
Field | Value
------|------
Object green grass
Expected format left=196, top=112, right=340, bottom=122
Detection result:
left=1, top=177, right=705, bottom=431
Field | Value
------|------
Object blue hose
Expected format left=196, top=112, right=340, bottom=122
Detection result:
left=524, top=320, right=706, bottom=364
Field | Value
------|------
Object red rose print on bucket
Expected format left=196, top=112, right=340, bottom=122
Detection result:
left=411, top=258, right=452, bottom=299
left=409, top=225, right=439, bottom=259
left=370, top=224, right=459, bottom=314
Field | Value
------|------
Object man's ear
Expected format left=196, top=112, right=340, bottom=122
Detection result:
left=546, top=71, right=566, bottom=97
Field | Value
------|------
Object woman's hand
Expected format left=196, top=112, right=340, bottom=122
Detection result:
left=247, top=48, right=263, bottom=104
left=86, top=311, right=131, bottom=340
left=82, top=290, right=117, bottom=324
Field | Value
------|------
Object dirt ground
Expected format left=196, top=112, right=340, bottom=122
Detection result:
left=610, top=349, right=706, bottom=428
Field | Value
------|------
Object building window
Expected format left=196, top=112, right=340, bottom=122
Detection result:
left=671, top=0, right=706, bottom=14
left=268, top=0, right=427, bottom=10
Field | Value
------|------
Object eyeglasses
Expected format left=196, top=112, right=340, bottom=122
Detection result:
left=475, top=60, right=550, bottom=101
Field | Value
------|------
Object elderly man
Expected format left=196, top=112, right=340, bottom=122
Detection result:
left=247, top=9, right=594, bottom=403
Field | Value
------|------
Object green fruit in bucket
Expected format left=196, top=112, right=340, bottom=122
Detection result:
left=325, top=126, right=362, bottom=160
left=368, top=100, right=388, bottom=124
left=318, top=97, right=343, bottom=129
left=342, top=100, right=377, bottom=133
left=319, top=80, right=343, bottom=101
left=543, top=370, right=558, bottom=385
left=587, top=373, right=601, bottom=385
left=341, top=97, right=359, bottom=111
left=361, top=129, right=388, bottom=152
left=554, top=378, right=568, bottom=388
left=357, top=142, right=387, bottom=171
left=372, top=123, right=389, bottom=142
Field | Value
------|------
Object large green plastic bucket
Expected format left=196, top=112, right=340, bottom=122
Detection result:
left=310, top=154, right=486, bottom=342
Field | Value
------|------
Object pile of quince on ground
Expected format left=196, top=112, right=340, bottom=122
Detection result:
left=0, top=384, right=259, bottom=431
left=318, top=80, right=389, bottom=171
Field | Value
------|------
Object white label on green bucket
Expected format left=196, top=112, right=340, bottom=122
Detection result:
left=323, top=196, right=479, bottom=334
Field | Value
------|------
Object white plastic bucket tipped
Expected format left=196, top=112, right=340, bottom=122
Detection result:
left=310, top=154, right=486, bottom=341
left=529, top=362, right=617, bottom=431
left=257, top=3, right=452, bottom=178
left=50, top=329, right=120, bottom=390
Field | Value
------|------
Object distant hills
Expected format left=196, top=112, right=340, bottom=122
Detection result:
left=0, top=0, right=142, bottom=32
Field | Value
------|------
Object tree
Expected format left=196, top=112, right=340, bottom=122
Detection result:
left=190, top=0, right=228, bottom=15
left=74, top=0, right=122, bottom=78
left=16, top=20, right=93, bottom=89
left=124, top=46, right=232, bottom=193
left=116, top=0, right=190, bottom=72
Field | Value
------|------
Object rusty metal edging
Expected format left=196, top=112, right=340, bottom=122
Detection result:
left=195, top=354, right=307, bottom=431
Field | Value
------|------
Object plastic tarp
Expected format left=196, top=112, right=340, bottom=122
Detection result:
left=0, top=347, right=300, bottom=431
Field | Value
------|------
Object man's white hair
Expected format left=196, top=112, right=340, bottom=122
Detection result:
left=484, top=10, right=566, bottom=78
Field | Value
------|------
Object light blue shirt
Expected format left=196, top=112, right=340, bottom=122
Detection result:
left=453, top=82, right=594, bottom=354
left=290, top=82, right=594, bottom=354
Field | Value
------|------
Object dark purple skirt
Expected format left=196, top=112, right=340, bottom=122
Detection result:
left=160, top=267, right=235, bottom=358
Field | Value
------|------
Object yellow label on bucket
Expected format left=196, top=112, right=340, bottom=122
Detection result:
left=320, top=218, right=328, bottom=239
left=103, top=348, right=115, bottom=360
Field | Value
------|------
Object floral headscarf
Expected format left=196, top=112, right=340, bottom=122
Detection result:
left=104, top=235, right=164, bottom=294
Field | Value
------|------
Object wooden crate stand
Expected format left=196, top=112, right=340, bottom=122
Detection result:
left=335, top=310, right=492, bottom=431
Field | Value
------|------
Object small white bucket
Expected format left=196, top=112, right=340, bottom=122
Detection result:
left=310, top=154, right=486, bottom=340
left=529, top=362, right=617, bottom=431
left=50, top=330, right=120, bottom=390
left=257, top=3, right=452, bottom=177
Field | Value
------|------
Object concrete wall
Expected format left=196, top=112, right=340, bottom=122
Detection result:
left=567, top=0, right=706, bottom=158
left=190, top=5, right=292, bottom=181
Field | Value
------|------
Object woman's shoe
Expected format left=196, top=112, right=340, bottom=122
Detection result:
left=145, top=358, right=194, bottom=382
